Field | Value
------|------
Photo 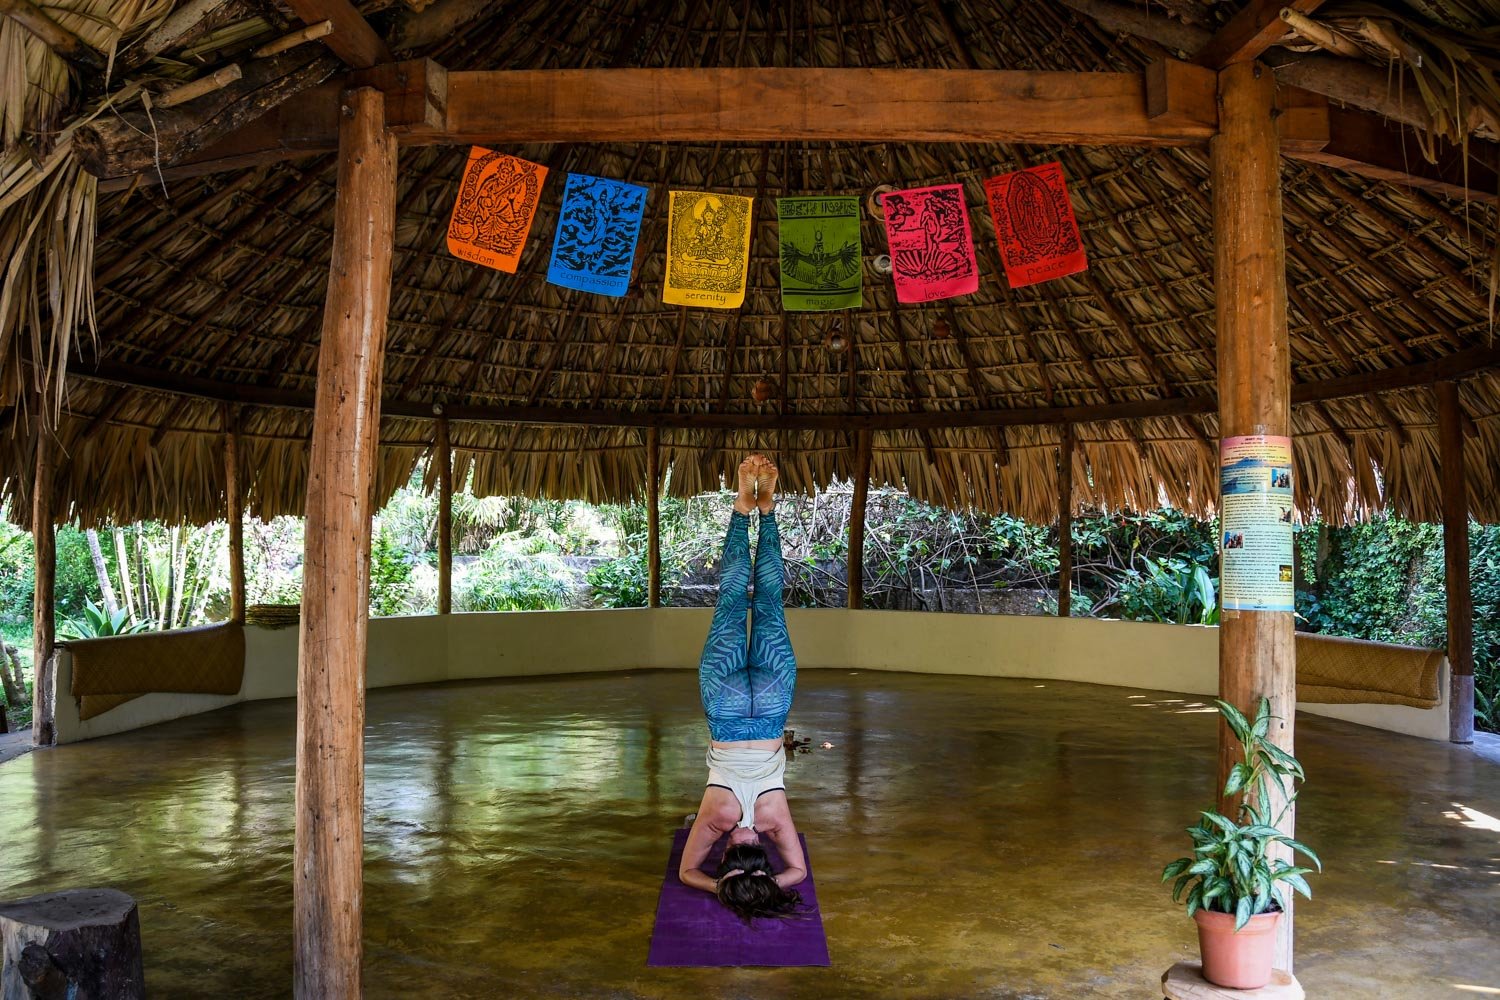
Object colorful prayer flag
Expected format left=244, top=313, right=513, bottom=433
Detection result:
left=777, top=196, right=862, bottom=311
left=446, top=146, right=548, bottom=273
left=546, top=173, right=649, bottom=297
left=983, top=162, right=1088, bottom=288
left=879, top=183, right=979, bottom=303
left=663, top=191, right=754, bottom=309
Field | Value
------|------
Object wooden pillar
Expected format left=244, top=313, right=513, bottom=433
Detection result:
left=847, top=430, right=872, bottom=609
left=223, top=405, right=245, bottom=625
left=293, top=86, right=395, bottom=1000
left=1057, top=424, right=1074, bottom=618
left=1213, top=60, right=1296, bottom=971
left=646, top=428, right=661, bottom=608
left=1436, top=381, right=1474, bottom=744
left=31, top=406, right=55, bottom=747
left=436, top=417, right=452, bottom=615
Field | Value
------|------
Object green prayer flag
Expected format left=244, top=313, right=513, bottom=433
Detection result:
left=777, top=196, right=862, bottom=311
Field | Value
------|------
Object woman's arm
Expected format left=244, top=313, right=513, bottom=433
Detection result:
left=765, top=818, right=807, bottom=890
left=678, top=811, right=730, bottom=894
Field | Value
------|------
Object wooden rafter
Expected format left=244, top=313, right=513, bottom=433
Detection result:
left=284, top=0, right=391, bottom=69
left=1193, top=0, right=1325, bottom=69
left=68, top=340, right=1500, bottom=432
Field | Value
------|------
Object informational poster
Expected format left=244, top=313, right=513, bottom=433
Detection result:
left=663, top=191, right=754, bottom=308
left=546, top=173, right=649, bottom=297
left=446, top=147, right=548, bottom=273
left=879, top=183, right=979, bottom=303
left=1220, top=435, right=1295, bottom=613
left=777, top=195, right=862, bottom=311
left=983, top=162, right=1088, bottom=288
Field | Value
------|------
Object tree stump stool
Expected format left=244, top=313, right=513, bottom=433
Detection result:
left=1162, top=962, right=1303, bottom=999
left=0, top=888, right=144, bottom=999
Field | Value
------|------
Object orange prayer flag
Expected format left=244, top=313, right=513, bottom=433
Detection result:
left=446, top=146, right=548, bottom=273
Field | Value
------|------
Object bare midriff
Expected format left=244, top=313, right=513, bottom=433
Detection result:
left=710, top=736, right=784, bottom=752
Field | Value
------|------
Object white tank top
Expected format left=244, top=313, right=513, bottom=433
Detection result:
left=705, top=746, right=787, bottom=829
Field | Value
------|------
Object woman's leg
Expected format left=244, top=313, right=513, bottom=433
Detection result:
left=748, top=510, right=796, bottom=735
left=699, top=511, right=753, bottom=739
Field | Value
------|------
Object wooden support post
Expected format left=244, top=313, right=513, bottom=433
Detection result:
left=847, top=430, right=872, bottom=610
left=646, top=428, right=661, bottom=609
left=223, top=406, right=245, bottom=625
left=1213, top=60, right=1296, bottom=971
left=1436, top=381, right=1475, bottom=744
left=1057, top=425, right=1074, bottom=617
left=436, top=417, right=452, bottom=615
left=31, top=406, right=55, bottom=747
left=293, top=86, right=395, bottom=1000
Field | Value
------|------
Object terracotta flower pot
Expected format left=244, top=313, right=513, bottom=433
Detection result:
left=1193, top=908, right=1280, bottom=989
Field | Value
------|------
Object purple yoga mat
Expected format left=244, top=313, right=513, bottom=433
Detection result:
left=647, top=828, right=831, bottom=967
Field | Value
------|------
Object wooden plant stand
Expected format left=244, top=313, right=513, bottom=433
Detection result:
left=1162, top=962, right=1304, bottom=999
left=0, top=888, right=145, bottom=999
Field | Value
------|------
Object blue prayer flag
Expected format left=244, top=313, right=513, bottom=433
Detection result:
left=546, top=173, right=649, bottom=297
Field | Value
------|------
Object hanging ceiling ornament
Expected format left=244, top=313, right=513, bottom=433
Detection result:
left=824, top=319, right=849, bottom=354
left=752, top=377, right=778, bottom=403
left=931, top=316, right=951, bottom=339
left=866, top=184, right=895, bottom=220
left=871, top=254, right=893, bottom=276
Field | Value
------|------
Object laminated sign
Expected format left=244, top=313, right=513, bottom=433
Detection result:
left=547, top=173, right=649, bottom=297
left=1219, top=435, right=1295, bottom=613
left=983, top=162, right=1087, bottom=288
left=879, top=183, right=979, bottom=303
left=777, top=196, right=862, bottom=311
left=446, top=147, right=548, bottom=273
left=663, top=191, right=754, bottom=309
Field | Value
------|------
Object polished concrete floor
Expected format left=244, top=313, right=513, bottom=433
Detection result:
left=1, top=671, right=1497, bottom=999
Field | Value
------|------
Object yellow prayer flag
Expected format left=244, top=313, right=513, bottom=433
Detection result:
left=662, top=191, right=753, bottom=309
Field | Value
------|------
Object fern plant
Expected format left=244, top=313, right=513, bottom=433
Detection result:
left=1161, top=698, right=1322, bottom=930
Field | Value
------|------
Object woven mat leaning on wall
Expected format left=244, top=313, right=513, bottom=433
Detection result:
left=66, top=624, right=246, bottom=720
left=1294, top=632, right=1444, bottom=709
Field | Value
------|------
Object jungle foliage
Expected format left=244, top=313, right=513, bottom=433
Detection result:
left=2, top=476, right=1497, bottom=733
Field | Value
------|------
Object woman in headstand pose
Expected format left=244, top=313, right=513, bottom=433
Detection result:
left=679, top=454, right=807, bottom=920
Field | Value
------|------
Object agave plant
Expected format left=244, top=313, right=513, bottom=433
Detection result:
left=1161, top=698, right=1322, bottom=929
left=59, top=599, right=151, bottom=641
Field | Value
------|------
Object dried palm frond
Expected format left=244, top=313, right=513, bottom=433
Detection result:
left=0, top=0, right=175, bottom=423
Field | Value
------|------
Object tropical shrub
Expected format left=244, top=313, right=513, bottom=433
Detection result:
left=459, top=539, right=572, bottom=611
left=588, top=549, right=649, bottom=608
left=58, top=599, right=151, bottom=640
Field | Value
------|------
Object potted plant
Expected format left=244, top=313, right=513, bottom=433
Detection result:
left=1161, top=697, right=1321, bottom=989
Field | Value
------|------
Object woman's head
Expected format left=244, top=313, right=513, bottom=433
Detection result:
left=714, top=842, right=803, bottom=922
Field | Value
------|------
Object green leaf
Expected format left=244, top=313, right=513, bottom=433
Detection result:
left=1280, top=872, right=1313, bottom=899
left=1282, top=838, right=1322, bottom=871
left=1162, top=859, right=1191, bottom=881
left=1234, top=895, right=1252, bottom=931
left=1216, top=699, right=1252, bottom=742
left=1252, top=697, right=1272, bottom=739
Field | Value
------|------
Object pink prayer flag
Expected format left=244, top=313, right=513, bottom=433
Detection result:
left=880, top=183, right=979, bottom=303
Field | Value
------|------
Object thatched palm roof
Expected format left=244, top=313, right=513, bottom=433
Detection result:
left=2, top=0, right=1499, bottom=527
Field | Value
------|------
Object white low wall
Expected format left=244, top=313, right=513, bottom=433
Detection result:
left=50, top=609, right=1452, bottom=744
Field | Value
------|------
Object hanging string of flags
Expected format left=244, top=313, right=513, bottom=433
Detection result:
left=445, top=144, right=1089, bottom=307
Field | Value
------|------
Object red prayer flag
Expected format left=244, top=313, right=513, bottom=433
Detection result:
left=879, top=183, right=980, bottom=303
left=984, top=162, right=1087, bottom=288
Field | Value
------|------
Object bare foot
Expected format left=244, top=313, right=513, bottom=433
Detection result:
left=755, top=454, right=778, bottom=515
left=734, top=456, right=757, bottom=514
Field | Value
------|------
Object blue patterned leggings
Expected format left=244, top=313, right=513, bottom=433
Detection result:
left=699, top=510, right=797, bottom=742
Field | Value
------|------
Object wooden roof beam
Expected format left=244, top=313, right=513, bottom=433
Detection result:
left=284, top=0, right=391, bottom=69
left=71, top=340, right=1500, bottom=432
left=1193, top=0, right=1325, bottom=69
